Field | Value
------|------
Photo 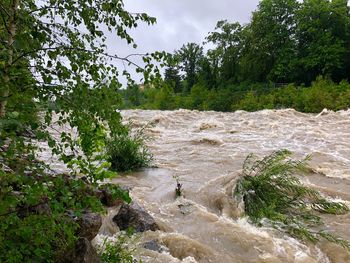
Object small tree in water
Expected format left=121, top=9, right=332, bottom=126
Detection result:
left=235, top=150, right=350, bottom=249
left=174, top=175, right=183, bottom=197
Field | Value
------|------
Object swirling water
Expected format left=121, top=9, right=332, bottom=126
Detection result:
left=40, top=109, right=350, bottom=262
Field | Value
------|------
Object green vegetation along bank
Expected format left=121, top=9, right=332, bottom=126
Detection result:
left=121, top=0, right=350, bottom=113
left=121, top=77, right=350, bottom=113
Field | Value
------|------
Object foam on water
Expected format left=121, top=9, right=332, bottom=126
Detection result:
left=39, top=109, right=350, bottom=262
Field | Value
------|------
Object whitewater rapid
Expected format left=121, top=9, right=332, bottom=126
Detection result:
left=39, top=109, right=350, bottom=262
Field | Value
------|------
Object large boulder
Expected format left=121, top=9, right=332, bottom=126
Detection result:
left=77, top=212, right=102, bottom=241
left=65, top=238, right=101, bottom=263
left=113, top=202, right=159, bottom=232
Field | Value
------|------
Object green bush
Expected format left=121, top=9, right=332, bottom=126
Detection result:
left=235, top=150, right=350, bottom=248
left=122, top=76, right=350, bottom=113
left=154, top=85, right=176, bottom=110
left=106, top=128, right=152, bottom=172
left=98, top=234, right=137, bottom=263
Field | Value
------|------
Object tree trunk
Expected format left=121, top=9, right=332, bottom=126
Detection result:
left=0, top=0, right=19, bottom=118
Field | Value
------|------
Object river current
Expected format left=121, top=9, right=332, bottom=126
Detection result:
left=40, top=109, right=350, bottom=262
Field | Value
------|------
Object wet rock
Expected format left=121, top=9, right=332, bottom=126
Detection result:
left=101, top=186, right=131, bottom=207
left=77, top=212, right=102, bottom=241
left=94, top=185, right=131, bottom=207
left=113, top=202, right=159, bottom=232
left=101, top=188, right=124, bottom=207
left=142, top=240, right=163, bottom=252
left=65, top=238, right=101, bottom=263
left=178, top=202, right=194, bottom=216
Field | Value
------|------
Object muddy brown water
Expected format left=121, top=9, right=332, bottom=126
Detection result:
left=39, top=109, right=350, bottom=263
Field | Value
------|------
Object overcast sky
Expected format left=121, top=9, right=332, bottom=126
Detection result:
left=106, top=0, right=260, bottom=84
left=124, top=0, right=259, bottom=53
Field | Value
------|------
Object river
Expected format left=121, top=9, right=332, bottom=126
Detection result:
left=41, top=109, right=350, bottom=262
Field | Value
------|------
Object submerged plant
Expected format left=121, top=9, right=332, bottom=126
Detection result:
left=174, top=175, right=183, bottom=198
left=106, top=125, right=153, bottom=172
left=234, top=150, right=350, bottom=249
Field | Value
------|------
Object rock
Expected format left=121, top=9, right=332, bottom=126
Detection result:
left=94, top=185, right=131, bottom=207
left=178, top=202, right=194, bottom=216
left=142, top=240, right=163, bottom=253
left=100, top=188, right=123, bottom=207
left=65, top=238, right=101, bottom=263
left=77, top=212, right=102, bottom=241
left=113, top=202, right=159, bottom=232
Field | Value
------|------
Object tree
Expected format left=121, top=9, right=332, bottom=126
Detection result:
left=0, top=0, right=163, bottom=261
left=164, top=65, right=182, bottom=93
left=296, top=0, right=350, bottom=84
left=206, top=20, right=243, bottom=84
left=176, top=42, right=204, bottom=92
left=240, top=0, right=299, bottom=83
left=235, top=150, right=350, bottom=249
left=0, top=0, right=164, bottom=172
left=197, top=54, right=219, bottom=89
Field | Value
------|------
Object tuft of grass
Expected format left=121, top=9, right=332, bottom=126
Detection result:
left=234, top=150, right=350, bottom=249
left=106, top=126, right=152, bottom=172
left=98, top=233, right=140, bottom=263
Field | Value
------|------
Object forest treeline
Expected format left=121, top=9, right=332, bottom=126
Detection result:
left=121, top=0, right=350, bottom=112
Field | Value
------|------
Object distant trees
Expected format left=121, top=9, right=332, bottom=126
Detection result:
left=164, top=65, right=182, bottom=93
left=296, top=0, right=350, bottom=83
left=242, top=0, right=299, bottom=83
left=175, top=43, right=204, bottom=92
left=206, top=20, right=243, bottom=84
left=122, top=0, right=350, bottom=113
left=167, top=0, right=350, bottom=89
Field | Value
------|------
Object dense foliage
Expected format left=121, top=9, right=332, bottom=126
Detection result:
left=0, top=0, right=162, bottom=261
left=98, top=234, right=137, bottom=263
left=106, top=126, right=153, bottom=172
left=234, top=150, right=350, bottom=249
left=120, top=77, right=350, bottom=113
left=121, top=0, right=350, bottom=113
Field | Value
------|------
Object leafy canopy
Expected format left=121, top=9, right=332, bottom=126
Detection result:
left=0, top=0, right=164, bottom=261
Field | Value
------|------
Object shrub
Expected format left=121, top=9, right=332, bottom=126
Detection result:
left=98, top=233, right=140, bottom=263
left=234, top=150, right=350, bottom=249
left=106, top=127, right=152, bottom=172
left=301, top=77, right=334, bottom=112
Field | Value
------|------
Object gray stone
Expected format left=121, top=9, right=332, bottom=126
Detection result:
left=65, top=238, right=101, bottom=263
left=100, top=188, right=124, bottom=207
left=77, top=212, right=102, bottom=241
left=142, top=240, right=163, bottom=252
left=113, top=202, right=159, bottom=233
left=178, top=202, right=194, bottom=216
